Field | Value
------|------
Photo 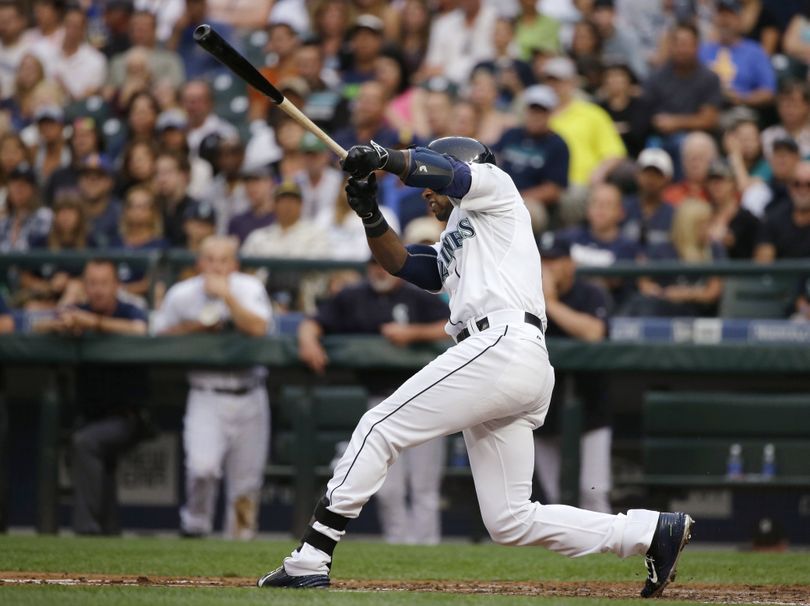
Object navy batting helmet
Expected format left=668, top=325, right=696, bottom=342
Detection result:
left=427, top=136, right=496, bottom=166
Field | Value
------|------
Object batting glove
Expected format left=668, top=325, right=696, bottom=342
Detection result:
left=346, top=173, right=389, bottom=237
left=342, top=141, right=389, bottom=178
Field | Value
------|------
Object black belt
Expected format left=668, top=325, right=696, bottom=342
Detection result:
left=456, top=312, right=544, bottom=343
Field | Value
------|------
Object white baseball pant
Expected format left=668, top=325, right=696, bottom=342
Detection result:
left=180, top=387, right=270, bottom=539
left=286, top=322, right=658, bottom=575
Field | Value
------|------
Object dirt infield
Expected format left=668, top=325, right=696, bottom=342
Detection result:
left=0, top=572, right=808, bottom=604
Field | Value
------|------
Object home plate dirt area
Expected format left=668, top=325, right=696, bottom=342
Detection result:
left=0, top=572, right=808, bottom=604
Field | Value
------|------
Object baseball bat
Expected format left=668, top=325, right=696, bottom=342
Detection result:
left=193, top=24, right=348, bottom=160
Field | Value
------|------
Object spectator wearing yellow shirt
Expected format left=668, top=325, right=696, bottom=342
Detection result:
left=542, top=57, right=627, bottom=226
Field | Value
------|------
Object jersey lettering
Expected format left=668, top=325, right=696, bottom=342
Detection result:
left=437, top=218, right=476, bottom=283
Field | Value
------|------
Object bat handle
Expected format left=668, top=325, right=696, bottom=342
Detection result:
left=278, top=99, right=347, bottom=160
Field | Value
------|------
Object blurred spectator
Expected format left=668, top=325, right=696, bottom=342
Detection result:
left=621, top=148, right=675, bottom=250
left=203, top=134, right=249, bottom=235
left=567, top=19, right=602, bottom=89
left=78, top=153, right=122, bottom=248
left=340, top=14, right=385, bottom=96
left=598, top=61, right=648, bottom=158
left=31, top=104, right=69, bottom=185
left=294, top=38, right=349, bottom=133
left=663, top=131, right=717, bottom=205
left=375, top=48, right=417, bottom=136
left=466, top=66, right=518, bottom=146
left=28, top=0, right=66, bottom=56
left=168, top=0, right=236, bottom=80
left=450, top=99, right=479, bottom=139
left=738, top=0, right=780, bottom=56
left=311, top=0, right=351, bottom=71
left=761, top=80, right=810, bottom=160
left=473, top=17, right=534, bottom=109
left=705, top=159, right=760, bottom=259
left=591, top=0, right=647, bottom=80
left=334, top=80, right=399, bottom=150
left=643, top=23, right=722, bottom=177
left=113, top=140, right=157, bottom=198
left=153, top=236, right=272, bottom=539
left=411, top=77, right=456, bottom=141
left=111, top=48, right=153, bottom=116
left=182, top=79, right=237, bottom=156
left=0, top=1, right=34, bottom=100
left=44, top=116, right=102, bottom=206
left=545, top=55, right=626, bottom=212
left=125, top=91, right=159, bottom=145
left=134, top=0, right=185, bottom=44
left=423, top=0, right=497, bottom=85
left=396, top=0, right=431, bottom=77
left=295, top=131, right=342, bottom=230
left=107, top=11, right=184, bottom=93
left=699, top=0, right=776, bottom=109
left=536, top=233, right=612, bottom=513
left=783, top=8, right=810, bottom=66
left=36, top=259, right=149, bottom=535
left=0, top=292, right=13, bottom=332
left=757, top=137, right=802, bottom=219
left=0, top=163, right=51, bottom=251
left=228, top=163, right=275, bottom=243
left=353, top=0, right=401, bottom=40
left=0, top=132, right=30, bottom=211
left=493, top=84, right=569, bottom=233
left=3, top=53, right=49, bottom=130
left=35, top=4, right=107, bottom=101
left=20, top=192, right=87, bottom=308
left=614, top=0, right=688, bottom=70
left=99, top=0, right=134, bottom=58
left=297, top=255, right=449, bottom=544
left=623, top=199, right=724, bottom=317
left=241, top=180, right=329, bottom=258
left=182, top=199, right=216, bottom=253
left=247, top=21, right=300, bottom=121
left=206, top=0, right=273, bottom=30
left=154, top=151, right=198, bottom=247
left=723, top=110, right=769, bottom=180
left=156, top=109, right=213, bottom=200
left=754, top=161, right=810, bottom=262
left=515, top=0, right=561, bottom=59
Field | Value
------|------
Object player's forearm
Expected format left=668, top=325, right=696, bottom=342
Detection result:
left=545, top=301, right=606, bottom=342
left=367, top=228, right=409, bottom=275
left=223, top=292, right=268, bottom=337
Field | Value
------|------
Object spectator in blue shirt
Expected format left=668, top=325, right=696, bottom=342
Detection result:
left=493, top=85, right=569, bottom=233
left=168, top=0, right=237, bottom=79
left=698, top=0, right=776, bottom=109
left=333, top=81, right=401, bottom=151
left=621, top=148, right=676, bottom=251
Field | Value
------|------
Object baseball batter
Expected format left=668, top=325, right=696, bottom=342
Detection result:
left=258, top=137, right=693, bottom=597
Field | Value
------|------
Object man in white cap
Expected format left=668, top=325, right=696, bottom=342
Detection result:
left=620, top=148, right=675, bottom=252
left=492, top=84, right=569, bottom=232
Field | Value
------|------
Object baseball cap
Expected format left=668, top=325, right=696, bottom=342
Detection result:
left=593, top=0, right=615, bottom=9
left=299, top=131, right=327, bottom=153
left=8, top=163, right=37, bottom=184
left=78, top=153, right=113, bottom=175
left=239, top=161, right=273, bottom=179
left=638, top=148, right=674, bottom=179
left=350, top=14, right=384, bottom=36
left=717, top=0, right=742, bottom=13
left=707, top=159, right=733, bottom=179
left=156, top=109, right=188, bottom=132
left=523, top=84, right=558, bottom=111
left=34, top=105, right=65, bottom=123
left=274, top=180, right=302, bottom=199
left=541, top=56, right=577, bottom=81
left=772, top=136, right=800, bottom=154
left=183, top=201, right=217, bottom=225
left=538, top=232, right=571, bottom=259
left=420, top=75, right=458, bottom=98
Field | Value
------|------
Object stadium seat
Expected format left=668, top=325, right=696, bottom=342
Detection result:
left=242, top=30, right=269, bottom=67
left=718, top=276, right=795, bottom=319
left=64, top=95, right=111, bottom=123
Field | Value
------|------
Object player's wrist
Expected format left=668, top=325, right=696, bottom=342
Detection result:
left=362, top=207, right=390, bottom=238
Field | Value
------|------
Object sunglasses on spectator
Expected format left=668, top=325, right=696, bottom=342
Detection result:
left=791, top=180, right=810, bottom=188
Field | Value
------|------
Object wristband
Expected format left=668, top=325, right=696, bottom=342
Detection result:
left=362, top=208, right=390, bottom=238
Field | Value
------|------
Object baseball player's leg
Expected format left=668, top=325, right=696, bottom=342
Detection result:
left=180, top=390, right=227, bottom=535
left=579, top=426, right=612, bottom=514
left=223, top=389, right=271, bottom=539
left=533, top=434, right=562, bottom=503
left=467, top=414, right=658, bottom=558
left=282, top=326, right=548, bottom=576
left=369, top=394, right=410, bottom=544
left=407, top=437, right=445, bottom=544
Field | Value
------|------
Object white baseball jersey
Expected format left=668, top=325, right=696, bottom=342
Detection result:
left=434, top=162, right=546, bottom=338
left=152, top=272, right=273, bottom=388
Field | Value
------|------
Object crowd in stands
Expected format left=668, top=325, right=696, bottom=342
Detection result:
left=0, top=0, right=808, bottom=327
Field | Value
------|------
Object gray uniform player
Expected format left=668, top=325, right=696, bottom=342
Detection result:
left=258, top=137, right=693, bottom=597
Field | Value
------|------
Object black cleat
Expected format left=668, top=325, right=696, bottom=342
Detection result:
left=641, top=512, right=694, bottom=598
left=257, top=565, right=330, bottom=589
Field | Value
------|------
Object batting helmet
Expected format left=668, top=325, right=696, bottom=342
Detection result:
left=427, top=136, right=496, bottom=166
